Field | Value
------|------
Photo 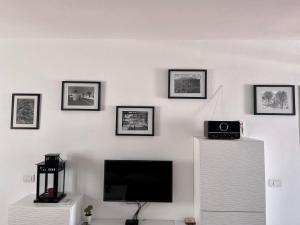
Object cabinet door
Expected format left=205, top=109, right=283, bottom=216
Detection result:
left=9, top=207, right=70, bottom=225
left=199, top=139, right=265, bottom=212
left=201, top=211, right=265, bottom=225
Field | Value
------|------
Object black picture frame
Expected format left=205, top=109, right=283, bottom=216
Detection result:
left=254, top=85, right=296, bottom=115
left=61, top=81, right=101, bottom=111
left=116, top=106, right=155, bottom=136
left=168, top=69, right=207, bottom=99
left=11, top=93, right=41, bottom=129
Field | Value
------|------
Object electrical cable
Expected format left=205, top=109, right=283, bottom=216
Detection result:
left=129, top=201, right=147, bottom=220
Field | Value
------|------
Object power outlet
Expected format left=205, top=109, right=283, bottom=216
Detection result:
left=23, top=174, right=35, bottom=183
left=268, top=178, right=282, bottom=188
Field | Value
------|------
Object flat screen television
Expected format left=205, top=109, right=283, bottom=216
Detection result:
left=103, top=160, right=173, bottom=202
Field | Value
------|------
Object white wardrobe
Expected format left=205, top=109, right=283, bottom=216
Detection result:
left=193, top=137, right=266, bottom=225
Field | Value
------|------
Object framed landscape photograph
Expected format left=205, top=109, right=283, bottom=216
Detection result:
left=61, top=81, right=101, bottom=111
left=254, top=85, right=295, bottom=115
left=11, top=94, right=41, bottom=129
left=116, top=106, right=155, bottom=136
left=168, top=69, right=207, bottom=99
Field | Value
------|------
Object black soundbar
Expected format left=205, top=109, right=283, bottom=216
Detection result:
left=204, top=121, right=241, bottom=140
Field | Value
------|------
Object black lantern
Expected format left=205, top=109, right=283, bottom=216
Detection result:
left=34, top=153, right=66, bottom=203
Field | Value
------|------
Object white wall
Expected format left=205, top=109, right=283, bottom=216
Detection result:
left=0, top=40, right=300, bottom=225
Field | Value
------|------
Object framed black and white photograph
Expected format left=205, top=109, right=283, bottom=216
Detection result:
left=254, top=85, right=295, bottom=115
left=11, top=94, right=41, bottom=129
left=61, top=81, right=101, bottom=111
left=168, top=69, right=207, bottom=99
left=116, top=106, right=154, bottom=136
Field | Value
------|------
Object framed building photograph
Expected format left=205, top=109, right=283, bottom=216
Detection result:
left=116, top=106, right=155, bottom=136
left=254, top=85, right=295, bottom=115
left=168, top=69, right=207, bottom=99
left=11, top=93, right=41, bottom=129
left=61, top=81, right=101, bottom=111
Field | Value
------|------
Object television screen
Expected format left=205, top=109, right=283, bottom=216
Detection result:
left=103, top=160, right=173, bottom=202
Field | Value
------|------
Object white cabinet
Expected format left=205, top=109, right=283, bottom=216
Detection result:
left=8, top=194, right=82, bottom=225
left=200, top=212, right=265, bottom=225
left=194, top=137, right=265, bottom=225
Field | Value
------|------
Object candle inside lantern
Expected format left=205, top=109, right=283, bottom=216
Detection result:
left=48, top=188, right=54, bottom=198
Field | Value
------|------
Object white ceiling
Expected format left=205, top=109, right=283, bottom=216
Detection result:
left=0, top=0, right=300, bottom=39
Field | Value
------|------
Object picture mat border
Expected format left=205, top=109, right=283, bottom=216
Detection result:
left=115, top=106, right=155, bottom=136
left=11, top=93, right=41, bottom=129
left=168, top=69, right=207, bottom=99
left=61, top=81, right=101, bottom=111
left=253, top=85, right=296, bottom=115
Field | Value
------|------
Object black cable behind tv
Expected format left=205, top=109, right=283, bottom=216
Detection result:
left=125, top=202, right=147, bottom=225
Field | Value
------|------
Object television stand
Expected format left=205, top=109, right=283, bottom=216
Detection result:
left=90, top=219, right=184, bottom=225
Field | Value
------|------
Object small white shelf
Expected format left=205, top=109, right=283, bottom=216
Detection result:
left=8, top=194, right=83, bottom=225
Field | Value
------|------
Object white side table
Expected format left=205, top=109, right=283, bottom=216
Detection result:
left=8, top=194, right=83, bottom=225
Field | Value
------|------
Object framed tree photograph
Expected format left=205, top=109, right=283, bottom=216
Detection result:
left=168, top=69, right=207, bottom=99
left=11, top=94, right=41, bottom=129
left=61, top=81, right=101, bottom=111
left=254, top=85, right=295, bottom=115
left=116, top=106, right=155, bottom=136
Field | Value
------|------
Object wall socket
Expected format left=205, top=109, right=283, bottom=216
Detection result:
left=23, top=174, right=35, bottom=183
left=268, top=178, right=282, bottom=188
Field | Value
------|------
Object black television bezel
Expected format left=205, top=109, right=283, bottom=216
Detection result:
left=103, top=160, right=173, bottom=203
